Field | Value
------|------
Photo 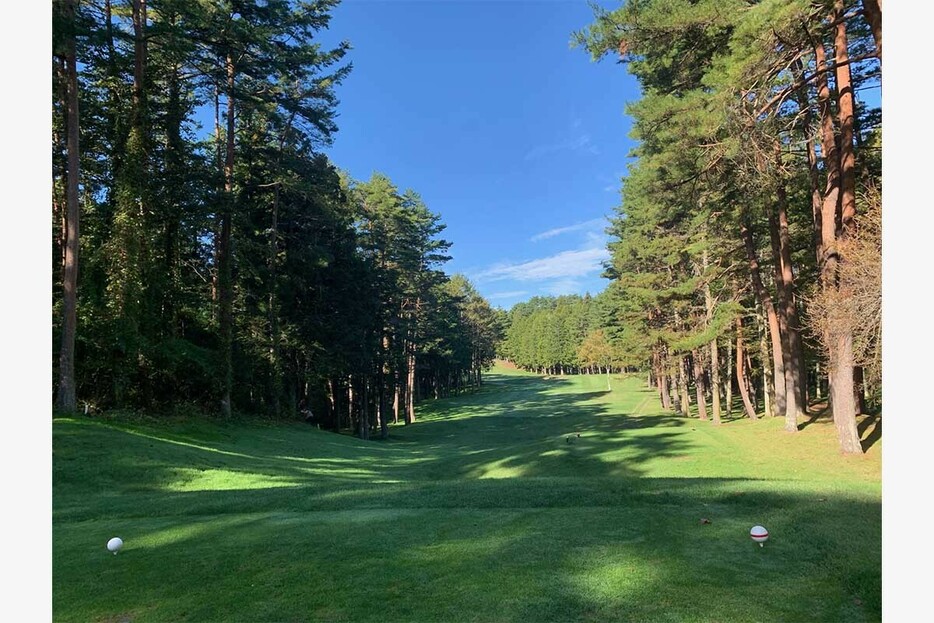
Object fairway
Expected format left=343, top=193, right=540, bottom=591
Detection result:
left=53, top=367, right=881, bottom=622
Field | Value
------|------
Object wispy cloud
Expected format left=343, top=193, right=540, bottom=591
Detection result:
left=544, top=279, right=583, bottom=296
left=475, top=246, right=610, bottom=283
left=524, top=133, right=600, bottom=161
left=530, top=217, right=607, bottom=242
left=487, top=290, right=529, bottom=300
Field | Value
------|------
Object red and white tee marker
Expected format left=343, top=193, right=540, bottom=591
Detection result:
left=750, top=525, right=769, bottom=547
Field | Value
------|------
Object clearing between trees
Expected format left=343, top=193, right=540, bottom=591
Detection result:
left=53, top=365, right=880, bottom=622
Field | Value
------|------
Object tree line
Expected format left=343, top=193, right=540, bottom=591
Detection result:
left=504, top=0, right=882, bottom=455
left=51, top=0, right=502, bottom=438
left=569, top=0, right=881, bottom=454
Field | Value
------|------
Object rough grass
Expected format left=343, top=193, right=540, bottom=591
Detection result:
left=53, top=366, right=881, bottom=622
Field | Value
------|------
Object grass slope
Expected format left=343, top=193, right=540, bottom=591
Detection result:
left=53, top=367, right=881, bottom=622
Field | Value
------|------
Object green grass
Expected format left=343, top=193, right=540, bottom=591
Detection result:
left=53, top=366, right=881, bottom=622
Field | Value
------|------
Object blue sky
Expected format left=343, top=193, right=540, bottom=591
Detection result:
left=314, top=0, right=641, bottom=309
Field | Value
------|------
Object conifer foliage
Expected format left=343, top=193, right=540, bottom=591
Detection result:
left=573, top=0, right=881, bottom=453
left=50, top=0, right=501, bottom=437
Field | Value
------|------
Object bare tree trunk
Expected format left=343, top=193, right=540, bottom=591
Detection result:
left=405, top=348, right=416, bottom=425
left=703, top=254, right=721, bottom=423
left=831, top=333, right=860, bottom=451
left=862, top=0, right=881, bottom=62
left=692, top=350, right=708, bottom=421
left=814, top=3, right=862, bottom=454
left=725, top=334, right=733, bottom=415
left=757, top=314, right=773, bottom=418
left=57, top=0, right=80, bottom=412
left=678, top=356, right=691, bottom=416
left=835, top=0, right=858, bottom=238
left=655, top=349, right=672, bottom=410
left=392, top=371, right=400, bottom=424
left=815, top=361, right=822, bottom=400
left=218, top=52, right=236, bottom=418
left=745, top=346, right=758, bottom=412
left=348, top=377, right=355, bottom=435
left=736, top=318, right=758, bottom=420
left=327, top=378, right=336, bottom=430
left=853, top=366, right=866, bottom=415
left=379, top=362, right=389, bottom=439
left=793, top=59, right=825, bottom=268
left=776, top=184, right=807, bottom=417
left=740, top=220, right=786, bottom=420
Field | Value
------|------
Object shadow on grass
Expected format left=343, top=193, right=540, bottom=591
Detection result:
left=859, top=414, right=882, bottom=452
left=53, top=477, right=881, bottom=623
left=55, top=373, right=691, bottom=509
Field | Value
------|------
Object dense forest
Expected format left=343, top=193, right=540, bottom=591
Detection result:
left=52, top=0, right=882, bottom=456
left=502, top=0, right=881, bottom=455
left=51, top=0, right=502, bottom=438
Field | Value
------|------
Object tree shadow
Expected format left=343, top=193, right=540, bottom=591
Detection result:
left=54, top=477, right=880, bottom=622
left=859, top=413, right=882, bottom=452
left=798, top=401, right=831, bottom=431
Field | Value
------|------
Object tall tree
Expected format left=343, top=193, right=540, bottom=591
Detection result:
left=54, top=0, right=82, bottom=411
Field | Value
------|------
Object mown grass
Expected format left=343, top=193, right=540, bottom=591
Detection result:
left=53, top=366, right=881, bottom=622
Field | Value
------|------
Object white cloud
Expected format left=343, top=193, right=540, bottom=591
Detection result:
left=543, top=279, right=582, bottom=295
left=487, top=290, right=529, bottom=300
left=476, top=246, right=610, bottom=283
left=530, top=217, right=607, bottom=242
left=524, top=133, right=599, bottom=161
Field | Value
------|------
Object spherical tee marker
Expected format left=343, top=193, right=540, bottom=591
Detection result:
left=107, top=537, right=123, bottom=555
left=750, top=525, right=769, bottom=547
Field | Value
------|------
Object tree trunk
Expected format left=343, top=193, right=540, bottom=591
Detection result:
left=740, top=220, right=786, bottom=420
left=655, top=349, right=671, bottom=410
left=379, top=362, right=389, bottom=439
left=266, top=112, right=296, bottom=418
left=811, top=7, right=862, bottom=454
left=835, top=0, right=858, bottom=238
left=405, top=349, right=416, bottom=425
left=853, top=366, right=866, bottom=415
left=702, top=254, right=721, bottom=424
left=393, top=371, right=401, bottom=424
left=757, top=314, right=774, bottom=418
left=815, top=361, right=822, bottom=400
left=725, top=334, right=733, bottom=415
left=736, top=318, right=758, bottom=420
left=776, top=184, right=807, bottom=420
left=692, top=350, right=708, bottom=421
left=57, top=0, right=80, bottom=412
left=792, top=59, right=825, bottom=269
left=830, top=332, right=861, bottom=453
left=218, top=53, right=236, bottom=418
left=862, top=0, right=881, bottom=62
left=267, top=172, right=282, bottom=418
left=678, top=356, right=691, bottom=416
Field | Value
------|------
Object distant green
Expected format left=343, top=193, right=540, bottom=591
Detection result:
left=53, top=366, right=881, bottom=622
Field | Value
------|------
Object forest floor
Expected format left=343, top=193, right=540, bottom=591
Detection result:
left=53, top=365, right=881, bottom=622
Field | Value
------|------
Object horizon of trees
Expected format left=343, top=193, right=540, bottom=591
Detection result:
left=51, top=0, right=502, bottom=439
